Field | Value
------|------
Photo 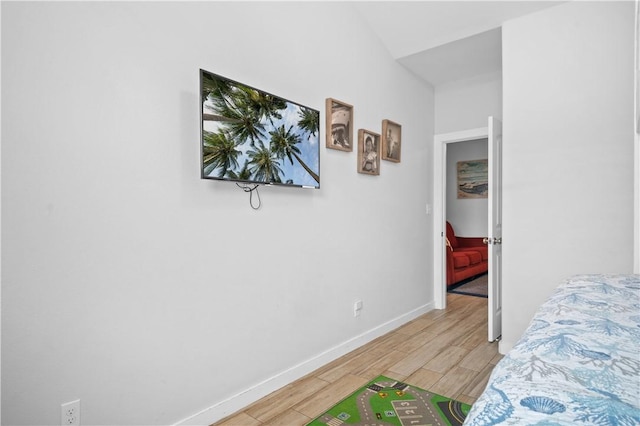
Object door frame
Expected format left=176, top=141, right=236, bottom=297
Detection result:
left=433, top=126, right=489, bottom=310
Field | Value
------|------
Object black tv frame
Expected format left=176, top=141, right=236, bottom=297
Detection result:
left=200, top=69, right=320, bottom=189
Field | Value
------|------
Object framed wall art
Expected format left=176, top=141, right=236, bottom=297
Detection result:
left=382, top=119, right=401, bottom=162
left=357, top=129, right=381, bottom=175
left=325, top=98, right=353, bottom=152
left=457, top=159, right=488, bottom=199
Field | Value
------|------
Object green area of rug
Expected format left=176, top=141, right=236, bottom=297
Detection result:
left=307, top=375, right=471, bottom=426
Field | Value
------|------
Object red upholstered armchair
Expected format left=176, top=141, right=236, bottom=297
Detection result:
left=445, top=221, right=488, bottom=286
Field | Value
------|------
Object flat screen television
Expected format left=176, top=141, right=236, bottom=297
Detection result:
left=200, top=69, right=320, bottom=189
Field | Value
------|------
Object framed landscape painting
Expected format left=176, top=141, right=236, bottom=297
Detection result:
left=457, top=159, right=488, bottom=198
left=326, top=98, right=353, bottom=152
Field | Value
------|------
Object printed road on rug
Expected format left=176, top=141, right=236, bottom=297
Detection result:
left=306, top=375, right=471, bottom=426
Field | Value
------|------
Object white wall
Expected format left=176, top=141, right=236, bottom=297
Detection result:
left=636, top=0, right=640, bottom=274
left=501, top=1, right=635, bottom=351
left=434, top=71, right=502, bottom=135
left=1, top=2, right=434, bottom=425
left=446, top=139, right=489, bottom=237
left=435, top=69, right=499, bottom=239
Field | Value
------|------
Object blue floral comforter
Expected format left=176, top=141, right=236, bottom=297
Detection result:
left=463, top=274, right=640, bottom=425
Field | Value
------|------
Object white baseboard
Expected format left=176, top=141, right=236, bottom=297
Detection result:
left=174, top=301, right=435, bottom=426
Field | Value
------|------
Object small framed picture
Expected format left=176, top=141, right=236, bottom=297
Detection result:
left=457, top=159, right=488, bottom=199
left=326, top=98, right=353, bottom=152
left=357, top=129, right=381, bottom=175
left=382, top=119, right=401, bottom=162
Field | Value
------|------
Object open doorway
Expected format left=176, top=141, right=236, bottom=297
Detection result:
left=433, top=127, right=490, bottom=310
left=433, top=119, right=502, bottom=342
left=445, top=139, right=489, bottom=297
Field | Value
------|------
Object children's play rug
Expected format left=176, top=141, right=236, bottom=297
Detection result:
left=307, top=375, right=471, bottom=426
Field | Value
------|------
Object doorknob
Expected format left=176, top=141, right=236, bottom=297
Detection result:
left=483, top=237, right=502, bottom=245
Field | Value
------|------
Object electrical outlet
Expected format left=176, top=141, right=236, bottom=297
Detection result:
left=354, top=300, right=363, bottom=317
left=61, top=400, right=80, bottom=426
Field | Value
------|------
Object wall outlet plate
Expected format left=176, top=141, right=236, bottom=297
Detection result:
left=354, top=300, right=363, bottom=317
left=61, top=400, right=80, bottom=426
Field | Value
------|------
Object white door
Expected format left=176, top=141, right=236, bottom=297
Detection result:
left=487, top=117, right=503, bottom=342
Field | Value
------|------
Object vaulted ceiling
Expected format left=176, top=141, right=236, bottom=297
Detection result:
left=354, top=1, right=565, bottom=86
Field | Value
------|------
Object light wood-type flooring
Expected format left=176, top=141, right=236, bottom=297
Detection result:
left=215, top=293, right=501, bottom=426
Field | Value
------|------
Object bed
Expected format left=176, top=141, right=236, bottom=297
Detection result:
left=463, top=274, right=640, bottom=425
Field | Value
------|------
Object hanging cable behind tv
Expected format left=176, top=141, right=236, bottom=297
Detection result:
left=236, top=183, right=261, bottom=210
